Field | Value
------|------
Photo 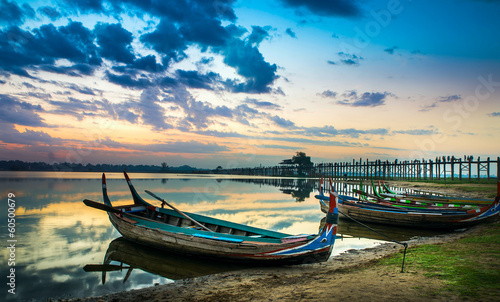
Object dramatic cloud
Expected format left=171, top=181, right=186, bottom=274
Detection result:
left=216, top=26, right=279, bottom=93
left=279, top=0, right=362, bottom=17
left=0, top=0, right=278, bottom=94
left=0, top=21, right=102, bottom=77
left=0, top=0, right=35, bottom=26
left=94, top=23, right=135, bottom=64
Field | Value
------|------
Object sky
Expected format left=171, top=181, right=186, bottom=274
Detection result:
left=0, top=0, right=499, bottom=169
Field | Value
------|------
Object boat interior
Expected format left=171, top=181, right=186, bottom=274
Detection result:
left=115, top=204, right=274, bottom=238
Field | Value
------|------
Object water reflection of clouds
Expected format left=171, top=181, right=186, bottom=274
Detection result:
left=330, top=238, right=385, bottom=257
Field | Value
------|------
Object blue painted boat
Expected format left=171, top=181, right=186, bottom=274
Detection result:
left=83, top=172, right=339, bottom=265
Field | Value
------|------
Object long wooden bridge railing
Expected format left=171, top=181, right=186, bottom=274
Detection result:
left=224, top=156, right=499, bottom=181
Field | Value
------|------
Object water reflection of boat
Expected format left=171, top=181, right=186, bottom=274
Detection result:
left=84, top=237, right=247, bottom=283
left=336, top=219, right=446, bottom=242
left=83, top=172, right=339, bottom=265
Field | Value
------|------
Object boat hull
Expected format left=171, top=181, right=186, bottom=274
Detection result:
left=108, top=212, right=335, bottom=264
left=319, top=199, right=500, bottom=229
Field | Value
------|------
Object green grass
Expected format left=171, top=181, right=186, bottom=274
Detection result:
left=380, top=222, right=500, bottom=299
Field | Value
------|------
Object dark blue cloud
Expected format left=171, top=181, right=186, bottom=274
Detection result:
left=176, top=70, right=220, bottom=90
left=244, top=98, right=282, bottom=110
left=131, top=55, right=165, bottom=73
left=220, top=38, right=278, bottom=93
left=49, top=97, right=99, bottom=120
left=0, top=123, right=58, bottom=146
left=0, top=94, right=47, bottom=127
left=318, top=90, right=337, bottom=98
left=329, top=52, right=363, bottom=66
left=179, top=11, right=230, bottom=48
left=140, top=19, right=187, bottom=65
left=0, top=0, right=279, bottom=98
left=38, top=6, right=63, bottom=21
left=279, top=0, right=362, bottom=18
left=285, top=28, right=297, bottom=38
left=65, top=83, right=99, bottom=95
left=0, top=0, right=35, bottom=26
left=95, top=23, right=135, bottom=64
left=247, top=26, right=271, bottom=45
left=270, top=115, right=295, bottom=128
left=38, top=63, right=96, bottom=77
left=437, top=95, right=462, bottom=103
left=420, top=94, right=462, bottom=111
left=105, top=71, right=152, bottom=89
left=0, top=21, right=101, bottom=77
left=138, top=8, right=278, bottom=93
left=59, top=0, right=106, bottom=14
left=0, top=26, right=42, bottom=77
left=337, top=91, right=392, bottom=107
left=488, top=112, right=500, bottom=117
left=384, top=46, right=398, bottom=55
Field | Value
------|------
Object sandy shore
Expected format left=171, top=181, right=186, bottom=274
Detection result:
left=59, top=182, right=497, bottom=302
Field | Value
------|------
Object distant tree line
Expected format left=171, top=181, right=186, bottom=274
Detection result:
left=0, top=160, right=210, bottom=173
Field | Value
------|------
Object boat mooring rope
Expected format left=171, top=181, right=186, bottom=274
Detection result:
left=338, top=209, right=408, bottom=273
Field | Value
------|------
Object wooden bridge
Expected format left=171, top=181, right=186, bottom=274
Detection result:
left=225, top=156, right=499, bottom=181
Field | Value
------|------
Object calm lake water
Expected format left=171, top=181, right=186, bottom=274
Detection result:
left=0, top=172, right=447, bottom=301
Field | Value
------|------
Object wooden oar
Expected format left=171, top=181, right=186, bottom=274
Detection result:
left=144, top=190, right=214, bottom=233
left=83, top=199, right=121, bottom=214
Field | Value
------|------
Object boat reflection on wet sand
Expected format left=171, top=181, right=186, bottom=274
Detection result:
left=84, top=237, right=249, bottom=284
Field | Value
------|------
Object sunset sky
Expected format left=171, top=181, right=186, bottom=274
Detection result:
left=1, top=0, right=499, bottom=169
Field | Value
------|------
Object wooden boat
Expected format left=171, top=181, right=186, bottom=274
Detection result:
left=83, top=172, right=339, bottom=265
left=341, top=180, right=484, bottom=212
left=377, top=180, right=491, bottom=205
left=316, top=178, right=500, bottom=229
left=354, top=188, right=483, bottom=211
